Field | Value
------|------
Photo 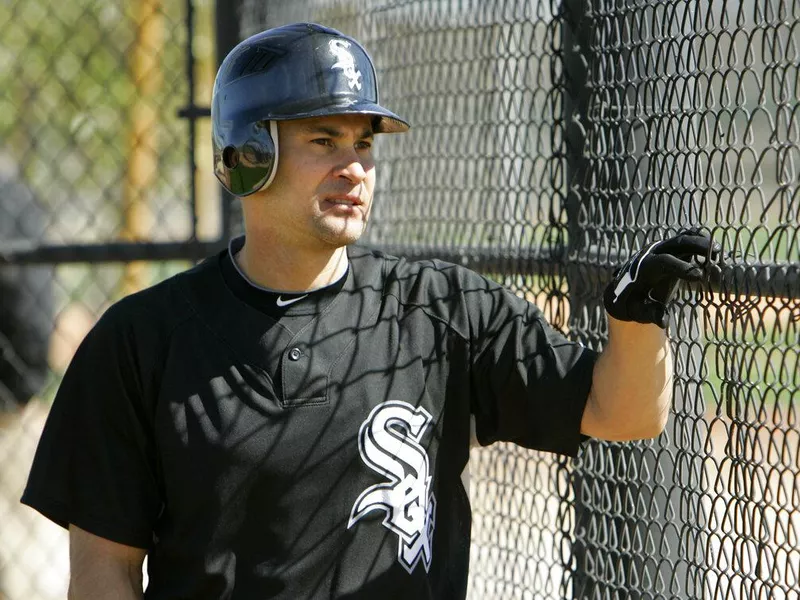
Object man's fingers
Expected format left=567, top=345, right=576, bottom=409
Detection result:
left=653, top=232, right=721, bottom=260
left=642, top=253, right=704, bottom=282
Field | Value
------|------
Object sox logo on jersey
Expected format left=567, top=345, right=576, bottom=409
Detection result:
left=329, top=39, right=363, bottom=90
left=348, top=401, right=437, bottom=574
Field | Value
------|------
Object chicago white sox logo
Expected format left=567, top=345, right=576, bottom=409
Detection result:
left=329, top=39, right=363, bottom=90
left=348, top=401, right=437, bottom=573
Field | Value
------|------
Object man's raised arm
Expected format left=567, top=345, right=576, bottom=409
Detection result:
left=581, top=230, right=721, bottom=441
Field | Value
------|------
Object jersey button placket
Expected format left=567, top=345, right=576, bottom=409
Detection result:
left=282, top=335, right=328, bottom=406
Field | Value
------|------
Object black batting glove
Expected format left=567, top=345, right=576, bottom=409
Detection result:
left=603, top=230, right=721, bottom=329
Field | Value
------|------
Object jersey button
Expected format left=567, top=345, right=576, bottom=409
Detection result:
left=288, top=347, right=302, bottom=361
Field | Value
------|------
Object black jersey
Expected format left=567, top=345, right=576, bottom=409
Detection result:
left=22, top=244, right=597, bottom=599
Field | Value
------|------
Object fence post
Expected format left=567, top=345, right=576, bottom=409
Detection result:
left=121, top=0, right=165, bottom=296
left=562, top=1, right=705, bottom=597
left=560, top=0, right=596, bottom=596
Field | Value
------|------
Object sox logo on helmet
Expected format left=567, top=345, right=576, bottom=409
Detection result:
left=329, top=39, right=363, bottom=91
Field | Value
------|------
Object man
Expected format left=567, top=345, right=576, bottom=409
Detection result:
left=22, top=23, right=718, bottom=600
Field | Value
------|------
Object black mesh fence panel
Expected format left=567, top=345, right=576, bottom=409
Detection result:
left=236, top=1, right=799, bottom=599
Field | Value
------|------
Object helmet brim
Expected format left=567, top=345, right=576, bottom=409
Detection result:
left=270, top=100, right=410, bottom=134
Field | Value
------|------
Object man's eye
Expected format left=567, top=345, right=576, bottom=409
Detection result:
left=356, top=141, right=373, bottom=150
left=312, top=138, right=334, bottom=147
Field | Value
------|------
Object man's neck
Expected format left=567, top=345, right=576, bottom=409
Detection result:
left=235, top=237, right=349, bottom=293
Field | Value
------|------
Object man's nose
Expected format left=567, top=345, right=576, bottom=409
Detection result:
left=334, top=150, right=370, bottom=183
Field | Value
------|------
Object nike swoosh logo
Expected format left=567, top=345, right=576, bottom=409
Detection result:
left=276, top=294, right=308, bottom=307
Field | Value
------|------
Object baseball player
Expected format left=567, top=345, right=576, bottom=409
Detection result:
left=22, top=23, right=719, bottom=600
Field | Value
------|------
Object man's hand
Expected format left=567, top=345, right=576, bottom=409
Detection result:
left=603, top=230, right=721, bottom=329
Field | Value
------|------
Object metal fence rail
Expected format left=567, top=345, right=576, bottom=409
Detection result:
left=1, top=0, right=798, bottom=598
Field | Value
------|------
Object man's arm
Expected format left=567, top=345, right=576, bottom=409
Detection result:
left=68, top=524, right=147, bottom=600
left=578, top=230, right=721, bottom=442
left=581, top=316, right=672, bottom=441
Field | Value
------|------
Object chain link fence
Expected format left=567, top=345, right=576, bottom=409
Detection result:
left=245, top=1, right=799, bottom=599
left=1, top=0, right=799, bottom=598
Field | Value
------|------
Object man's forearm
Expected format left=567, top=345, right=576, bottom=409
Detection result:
left=68, top=567, right=144, bottom=600
left=68, top=525, right=146, bottom=600
left=581, top=314, right=673, bottom=441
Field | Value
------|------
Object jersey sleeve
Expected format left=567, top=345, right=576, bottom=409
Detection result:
left=20, top=301, right=163, bottom=549
left=457, top=269, right=598, bottom=456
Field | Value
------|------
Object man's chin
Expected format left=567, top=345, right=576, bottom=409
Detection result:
left=317, top=221, right=367, bottom=248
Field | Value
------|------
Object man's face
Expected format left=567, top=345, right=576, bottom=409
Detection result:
left=252, top=113, right=376, bottom=250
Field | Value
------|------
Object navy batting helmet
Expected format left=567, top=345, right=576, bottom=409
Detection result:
left=211, top=22, right=410, bottom=197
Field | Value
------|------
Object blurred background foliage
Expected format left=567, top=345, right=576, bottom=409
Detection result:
left=0, top=0, right=219, bottom=333
left=0, top=0, right=217, bottom=247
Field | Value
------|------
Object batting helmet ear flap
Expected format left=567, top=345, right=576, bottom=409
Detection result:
left=213, top=120, right=280, bottom=197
